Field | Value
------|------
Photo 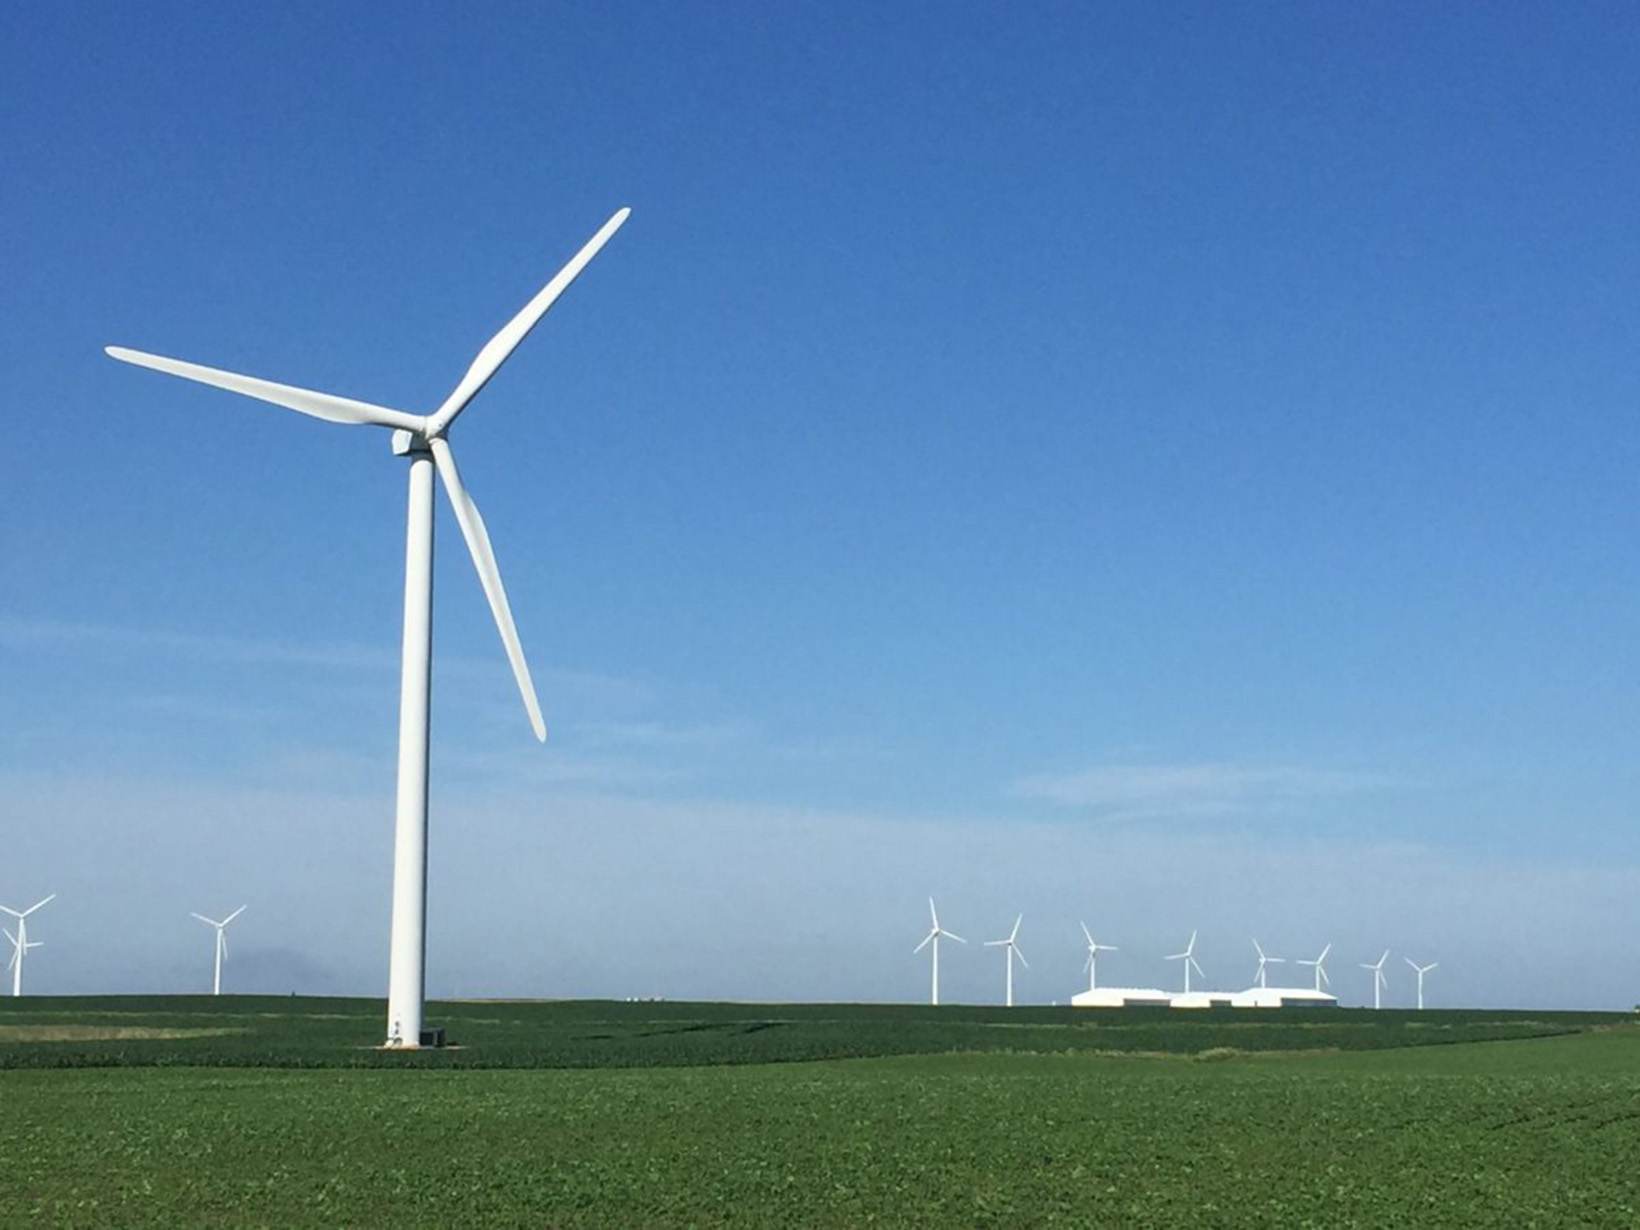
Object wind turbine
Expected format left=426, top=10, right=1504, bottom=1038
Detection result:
left=984, top=914, right=1029, bottom=1007
left=1165, top=929, right=1204, bottom=994
left=1251, top=938, right=1284, bottom=989
left=107, top=208, right=631, bottom=1047
left=1359, top=949, right=1390, bottom=1009
left=1, top=895, right=55, bottom=997
left=1404, top=957, right=1438, bottom=1010
left=912, top=898, right=966, bottom=1005
left=191, top=905, right=248, bottom=996
left=1296, top=942, right=1332, bottom=993
left=1080, top=922, right=1117, bottom=992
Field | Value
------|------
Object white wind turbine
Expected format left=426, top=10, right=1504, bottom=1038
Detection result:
left=984, top=914, right=1029, bottom=1007
left=191, top=905, right=247, bottom=996
left=108, top=208, right=632, bottom=1047
left=1165, top=929, right=1204, bottom=994
left=1080, top=922, right=1117, bottom=992
left=1296, top=942, right=1332, bottom=993
left=1251, top=938, right=1284, bottom=989
left=1, top=895, right=55, bottom=997
left=1404, top=957, right=1438, bottom=1010
left=912, top=898, right=966, bottom=1006
left=1359, top=949, right=1390, bottom=1009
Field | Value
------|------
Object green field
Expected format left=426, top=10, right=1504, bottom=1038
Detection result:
left=2, top=998, right=1637, bottom=1225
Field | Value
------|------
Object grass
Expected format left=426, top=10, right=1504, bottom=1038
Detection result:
left=0, top=998, right=1636, bottom=1225
left=0, top=994, right=1618, bottom=1069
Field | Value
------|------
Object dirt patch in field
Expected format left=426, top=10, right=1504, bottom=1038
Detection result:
left=0, top=1025, right=247, bottom=1043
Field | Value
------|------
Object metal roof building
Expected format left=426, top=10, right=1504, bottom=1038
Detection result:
left=1071, top=986, right=1339, bottom=1009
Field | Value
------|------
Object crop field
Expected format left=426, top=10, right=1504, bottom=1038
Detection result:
left=1, top=998, right=1636, bottom=1225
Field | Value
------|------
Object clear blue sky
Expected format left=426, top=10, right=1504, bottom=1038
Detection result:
left=4, top=2, right=1638, bottom=1008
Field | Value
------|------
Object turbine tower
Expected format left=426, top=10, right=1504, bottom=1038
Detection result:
left=1296, top=942, right=1332, bottom=993
left=107, top=209, right=631, bottom=1047
left=1165, top=929, right=1203, bottom=994
left=1080, top=922, right=1117, bottom=992
left=984, top=914, right=1029, bottom=1007
left=191, top=905, right=247, bottom=996
left=1251, top=938, right=1283, bottom=989
left=912, top=898, right=966, bottom=1005
left=1404, top=957, right=1438, bottom=1010
left=1, top=895, right=55, bottom=997
left=1359, top=949, right=1390, bottom=1009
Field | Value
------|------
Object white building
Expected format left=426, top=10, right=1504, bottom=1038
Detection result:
left=1071, top=985, right=1338, bottom=1009
left=1071, top=986, right=1175, bottom=1008
left=1170, top=991, right=1238, bottom=1010
left=1226, top=986, right=1337, bottom=1008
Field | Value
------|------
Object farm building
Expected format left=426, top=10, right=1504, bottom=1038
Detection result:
left=1071, top=986, right=1339, bottom=1009
left=1071, top=987, right=1175, bottom=1008
left=1170, top=991, right=1239, bottom=1010
left=1227, top=987, right=1338, bottom=1008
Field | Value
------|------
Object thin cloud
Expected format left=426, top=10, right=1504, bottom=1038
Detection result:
left=1010, top=762, right=1386, bottom=820
left=0, top=615, right=650, bottom=700
left=0, top=616, right=395, bottom=672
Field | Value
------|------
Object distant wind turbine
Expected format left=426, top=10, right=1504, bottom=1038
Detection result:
left=191, top=906, right=248, bottom=996
left=1251, top=938, right=1284, bottom=989
left=1296, top=942, right=1332, bottom=993
left=984, top=914, right=1029, bottom=1007
left=913, top=898, right=966, bottom=1006
left=1359, top=949, right=1390, bottom=1009
left=1404, top=957, right=1438, bottom=1010
left=1166, top=929, right=1203, bottom=994
left=1080, top=922, right=1117, bottom=992
left=107, top=208, right=632, bottom=1047
left=1, top=895, right=55, bottom=997
left=1351, top=951, right=1390, bottom=1010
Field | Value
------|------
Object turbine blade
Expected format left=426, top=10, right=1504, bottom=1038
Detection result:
left=2, top=927, right=14, bottom=946
left=1081, top=921, right=1094, bottom=946
left=1426, top=963, right=1439, bottom=973
left=1014, top=946, right=1029, bottom=969
left=23, top=894, right=55, bottom=916
left=913, top=930, right=935, bottom=954
left=223, top=905, right=248, bottom=925
left=945, top=931, right=967, bottom=944
left=429, top=437, right=546, bottom=741
left=105, top=348, right=424, bottom=431
left=426, top=207, right=631, bottom=433
left=191, top=913, right=218, bottom=927
left=1009, top=914, right=1022, bottom=942
left=928, top=897, right=940, bottom=928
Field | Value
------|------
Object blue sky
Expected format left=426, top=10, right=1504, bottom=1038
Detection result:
left=4, top=3, right=1639, bottom=1008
